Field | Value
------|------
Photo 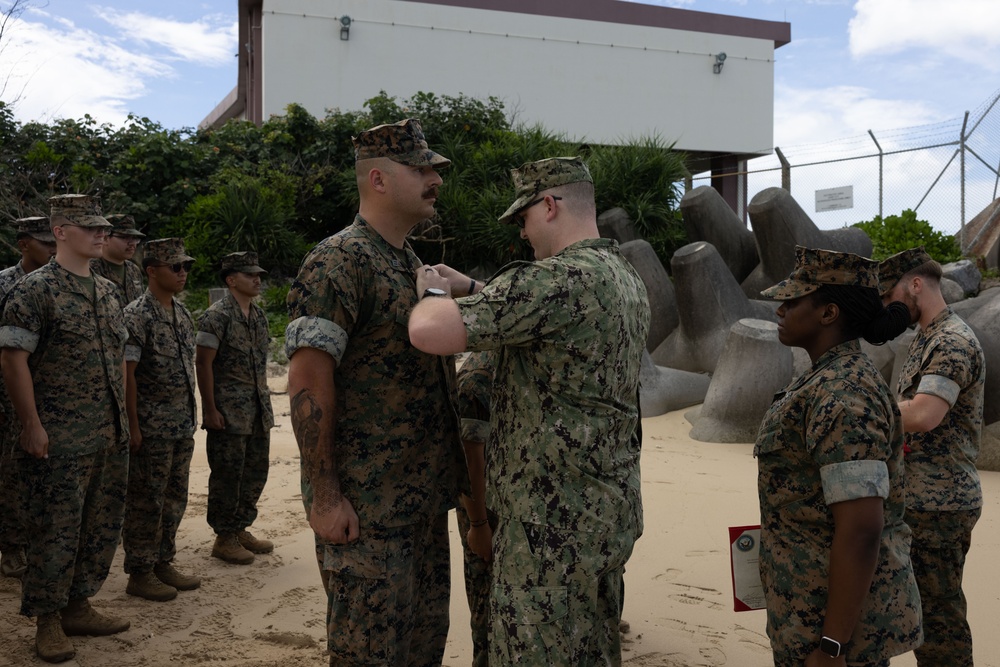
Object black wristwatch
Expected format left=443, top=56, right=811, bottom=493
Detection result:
left=819, top=636, right=842, bottom=658
left=422, top=287, right=448, bottom=299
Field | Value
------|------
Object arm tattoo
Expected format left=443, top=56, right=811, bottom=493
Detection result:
left=291, top=388, right=342, bottom=512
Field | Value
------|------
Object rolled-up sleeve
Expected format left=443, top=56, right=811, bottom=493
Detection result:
left=820, top=459, right=890, bottom=504
left=284, top=316, right=349, bottom=363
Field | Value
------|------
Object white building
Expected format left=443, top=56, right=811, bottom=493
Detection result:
left=202, top=0, right=790, bottom=215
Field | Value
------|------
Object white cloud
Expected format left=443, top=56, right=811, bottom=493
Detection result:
left=2, top=13, right=169, bottom=124
left=773, top=83, right=944, bottom=148
left=93, top=7, right=237, bottom=66
left=849, top=0, right=1000, bottom=66
left=1, top=5, right=237, bottom=125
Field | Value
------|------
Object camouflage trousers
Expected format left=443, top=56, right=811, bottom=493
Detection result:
left=206, top=426, right=270, bottom=534
left=16, top=444, right=127, bottom=617
left=0, top=429, right=26, bottom=552
left=122, top=436, right=195, bottom=573
left=323, top=513, right=450, bottom=667
left=909, top=506, right=981, bottom=667
left=456, top=499, right=497, bottom=667
left=489, top=519, right=634, bottom=667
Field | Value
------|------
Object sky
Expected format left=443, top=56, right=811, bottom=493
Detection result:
left=2, top=0, right=999, bottom=230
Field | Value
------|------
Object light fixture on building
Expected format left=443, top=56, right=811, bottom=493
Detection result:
left=340, top=15, right=352, bottom=41
left=713, top=52, right=726, bottom=74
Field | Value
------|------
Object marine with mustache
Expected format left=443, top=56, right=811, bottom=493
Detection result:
left=285, top=118, right=465, bottom=666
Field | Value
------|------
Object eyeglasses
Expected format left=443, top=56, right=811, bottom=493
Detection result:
left=155, top=261, right=194, bottom=273
left=514, top=195, right=562, bottom=229
left=111, top=233, right=141, bottom=243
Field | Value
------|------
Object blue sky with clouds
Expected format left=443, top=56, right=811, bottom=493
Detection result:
left=2, top=0, right=998, bottom=154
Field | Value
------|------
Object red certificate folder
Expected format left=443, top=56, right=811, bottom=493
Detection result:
left=729, top=525, right=765, bottom=612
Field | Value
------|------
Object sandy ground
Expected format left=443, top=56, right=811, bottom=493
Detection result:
left=2, top=380, right=999, bottom=667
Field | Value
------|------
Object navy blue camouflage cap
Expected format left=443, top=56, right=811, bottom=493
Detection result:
left=761, top=246, right=879, bottom=300
left=105, top=214, right=146, bottom=239
left=145, top=238, right=194, bottom=264
left=49, top=194, right=111, bottom=229
left=877, top=247, right=933, bottom=296
left=12, top=216, right=54, bottom=243
left=498, top=156, right=593, bottom=225
left=353, top=118, right=450, bottom=168
left=220, top=251, right=266, bottom=274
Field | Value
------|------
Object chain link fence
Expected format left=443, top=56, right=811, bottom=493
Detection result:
left=690, top=88, right=1000, bottom=238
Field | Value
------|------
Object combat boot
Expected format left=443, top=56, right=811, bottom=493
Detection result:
left=1, top=547, right=27, bottom=578
left=36, top=612, right=75, bottom=663
left=126, top=571, right=178, bottom=602
left=212, top=533, right=254, bottom=565
left=154, top=561, right=201, bottom=591
left=237, top=529, right=274, bottom=554
left=60, top=597, right=130, bottom=636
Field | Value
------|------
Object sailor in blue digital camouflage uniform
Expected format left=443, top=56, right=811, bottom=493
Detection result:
left=755, top=246, right=921, bottom=667
left=409, top=156, right=650, bottom=666
left=0, top=216, right=56, bottom=580
left=285, top=118, right=465, bottom=666
left=0, top=194, right=130, bottom=663
left=880, top=247, right=985, bottom=667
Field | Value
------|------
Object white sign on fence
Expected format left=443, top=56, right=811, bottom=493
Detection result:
left=815, top=186, right=854, bottom=212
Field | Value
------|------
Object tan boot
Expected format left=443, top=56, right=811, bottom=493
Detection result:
left=60, top=598, right=130, bottom=636
left=154, top=561, right=201, bottom=591
left=212, top=533, right=254, bottom=565
left=237, top=529, right=274, bottom=554
left=1, top=547, right=27, bottom=578
left=36, top=612, right=75, bottom=663
left=126, top=570, right=178, bottom=602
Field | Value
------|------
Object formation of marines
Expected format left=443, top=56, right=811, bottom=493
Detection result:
left=0, top=116, right=986, bottom=667
left=0, top=197, right=275, bottom=663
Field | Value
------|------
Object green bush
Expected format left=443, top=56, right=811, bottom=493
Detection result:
left=853, top=209, right=962, bottom=262
left=170, top=169, right=312, bottom=286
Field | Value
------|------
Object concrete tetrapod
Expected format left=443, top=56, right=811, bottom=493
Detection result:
left=741, top=187, right=873, bottom=299
left=620, top=239, right=679, bottom=352
left=689, top=319, right=792, bottom=443
left=639, top=349, right=711, bottom=419
left=679, top=186, right=758, bottom=283
left=652, top=241, right=776, bottom=374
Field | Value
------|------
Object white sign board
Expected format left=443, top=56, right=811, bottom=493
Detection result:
left=815, top=186, right=854, bottom=212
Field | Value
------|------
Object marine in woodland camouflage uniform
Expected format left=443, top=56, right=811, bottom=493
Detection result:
left=90, top=214, right=145, bottom=307
left=410, top=156, right=650, bottom=666
left=755, top=247, right=921, bottom=666
left=880, top=248, right=984, bottom=667
left=0, top=216, right=56, bottom=578
left=0, top=195, right=130, bottom=651
left=455, top=350, right=498, bottom=667
left=285, top=119, right=464, bottom=666
left=121, top=238, right=198, bottom=597
left=196, top=252, right=274, bottom=561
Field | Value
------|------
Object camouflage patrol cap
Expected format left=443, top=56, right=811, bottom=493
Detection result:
left=13, top=216, right=54, bottom=243
left=761, top=246, right=879, bottom=300
left=144, top=238, right=194, bottom=264
left=353, top=118, right=450, bottom=168
left=498, top=156, right=593, bottom=224
left=220, top=251, right=266, bottom=274
left=877, top=247, right=934, bottom=296
left=105, top=214, right=146, bottom=239
left=48, top=194, right=111, bottom=229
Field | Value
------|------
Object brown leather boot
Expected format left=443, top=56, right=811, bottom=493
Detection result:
left=154, top=561, right=201, bottom=591
left=36, top=612, right=75, bottom=663
left=237, top=529, right=274, bottom=554
left=126, top=571, right=178, bottom=601
left=212, top=533, right=254, bottom=565
left=60, top=598, right=130, bottom=636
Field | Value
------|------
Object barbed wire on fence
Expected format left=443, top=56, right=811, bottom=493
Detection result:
left=689, top=87, right=1000, bottom=237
